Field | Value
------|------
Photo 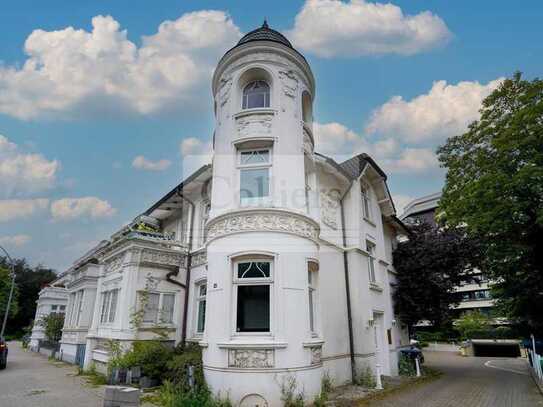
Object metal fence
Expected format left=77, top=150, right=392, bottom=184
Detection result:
left=527, top=335, right=543, bottom=391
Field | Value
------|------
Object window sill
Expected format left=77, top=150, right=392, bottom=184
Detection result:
left=234, top=108, right=277, bottom=119
left=369, top=282, right=383, bottom=292
left=218, top=340, right=287, bottom=349
left=302, top=339, right=324, bottom=348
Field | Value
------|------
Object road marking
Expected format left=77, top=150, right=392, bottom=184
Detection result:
left=484, top=360, right=529, bottom=375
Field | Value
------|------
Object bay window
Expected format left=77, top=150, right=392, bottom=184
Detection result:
left=234, top=259, right=272, bottom=333
left=140, top=292, right=176, bottom=325
left=239, top=149, right=271, bottom=206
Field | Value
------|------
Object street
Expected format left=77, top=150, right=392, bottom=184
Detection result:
left=0, top=342, right=103, bottom=407
left=368, top=351, right=543, bottom=407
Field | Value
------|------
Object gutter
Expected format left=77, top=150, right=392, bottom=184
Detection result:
left=165, top=186, right=196, bottom=347
left=339, top=179, right=356, bottom=383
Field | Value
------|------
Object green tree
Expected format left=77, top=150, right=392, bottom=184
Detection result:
left=0, top=257, right=56, bottom=337
left=392, top=223, right=478, bottom=332
left=38, top=312, right=65, bottom=342
left=437, top=73, right=543, bottom=333
left=455, top=310, right=491, bottom=339
left=0, top=266, right=19, bottom=326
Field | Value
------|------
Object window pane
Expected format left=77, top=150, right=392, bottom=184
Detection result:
left=241, top=150, right=269, bottom=165
left=238, top=262, right=270, bottom=279
left=242, top=81, right=270, bottom=109
left=237, top=285, right=270, bottom=332
left=240, top=169, right=269, bottom=200
left=197, top=299, right=206, bottom=333
left=109, top=290, right=118, bottom=323
left=100, top=292, right=109, bottom=323
left=199, top=284, right=207, bottom=297
left=309, top=289, right=315, bottom=332
left=161, top=294, right=175, bottom=324
left=143, top=293, right=160, bottom=323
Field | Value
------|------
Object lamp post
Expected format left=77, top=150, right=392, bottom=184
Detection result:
left=0, top=245, right=17, bottom=338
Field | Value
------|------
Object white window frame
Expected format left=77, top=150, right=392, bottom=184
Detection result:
left=232, top=257, right=274, bottom=335
left=366, top=240, right=377, bottom=283
left=308, top=261, right=319, bottom=336
left=100, top=289, right=119, bottom=325
left=237, top=148, right=272, bottom=207
left=361, top=183, right=373, bottom=222
left=195, top=281, right=207, bottom=335
left=139, top=291, right=177, bottom=325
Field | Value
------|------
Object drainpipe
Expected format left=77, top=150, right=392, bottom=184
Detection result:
left=165, top=196, right=187, bottom=290
left=339, top=180, right=356, bottom=383
left=173, top=187, right=196, bottom=348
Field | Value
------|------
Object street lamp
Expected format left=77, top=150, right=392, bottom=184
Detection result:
left=0, top=245, right=17, bottom=338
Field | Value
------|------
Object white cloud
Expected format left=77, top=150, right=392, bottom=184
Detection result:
left=50, top=197, right=116, bottom=220
left=392, top=194, right=414, bottom=215
left=180, top=137, right=212, bottom=177
left=314, top=121, right=438, bottom=173
left=132, top=155, right=171, bottom=171
left=288, top=0, right=451, bottom=58
left=0, top=234, right=31, bottom=247
left=366, top=78, right=503, bottom=142
left=0, top=135, right=59, bottom=197
left=0, top=198, right=49, bottom=222
left=0, top=12, right=241, bottom=120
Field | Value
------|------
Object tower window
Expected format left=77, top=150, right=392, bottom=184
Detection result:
left=242, top=80, right=270, bottom=109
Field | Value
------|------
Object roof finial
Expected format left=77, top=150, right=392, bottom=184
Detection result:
left=262, top=19, right=269, bottom=29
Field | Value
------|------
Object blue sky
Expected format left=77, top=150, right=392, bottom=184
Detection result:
left=1, top=0, right=541, bottom=271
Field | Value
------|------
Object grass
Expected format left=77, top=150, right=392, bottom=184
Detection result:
left=356, top=367, right=443, bottom=406
left=78, top=364, right=108, bottom=387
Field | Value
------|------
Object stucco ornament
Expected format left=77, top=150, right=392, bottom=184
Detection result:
left=206, top=210, right=319, bottom=241
left=141, top=249, right=183, bottom=268
left=144, top=272, right=160, bottom=290
left=320, top=190, right=340, bottom=229
left=310, top=346, right=322, bottom=365
left=236, top=113, right=273, bottom=137
left=303, top=129, right=314, bottom=154
left=228, top=349, right=274, bottom=368
left=278, top=70, right=299, bottom=98
left=192, top=251, right=207, bottom=267
left=104, top=253, right=124, bottom=274
left=218, top=77, right=233, bottom=106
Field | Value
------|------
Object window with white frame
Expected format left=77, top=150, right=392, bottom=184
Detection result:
left=100, top=289, right=119, bottom=324
left=195, top=282, right=207, bottom=334
left=234, top=259, right=272, bottom=333
left=242, top=80, right=270, bottom=109
left=366, top=241, right=377, bottom=283
left=74, top=290, right=84, bottom=325
left=239, top=149, right=271, bottom=206
left=308, top=262, right=318, bottom=334
left=361, top=184, right=372, bottom=221
left=141, top=292, right=175, bottom=324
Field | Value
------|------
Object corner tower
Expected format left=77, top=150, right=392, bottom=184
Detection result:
left=203, top=22, right=322, bottom=405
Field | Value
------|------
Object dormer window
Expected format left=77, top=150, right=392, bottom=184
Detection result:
left=242, top=80, right=270, bottom=109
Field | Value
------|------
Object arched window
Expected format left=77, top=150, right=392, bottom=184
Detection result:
left=242, top=80, right=270, bottom=109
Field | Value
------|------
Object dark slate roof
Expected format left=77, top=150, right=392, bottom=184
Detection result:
left=237, top=20, right=293, bottom=49
left=339, top=153, right=387, bottom=181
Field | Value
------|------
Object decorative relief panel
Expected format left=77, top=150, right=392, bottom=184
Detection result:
left=140, top=249, right=184, bottom=268
left=105, top=253, right=124, bottom=274
left=303, top=130, right=314, bottom=154
left=206, top=210, right=319, bottom=242
left=236, top=113, right=273, bottom=138
left=310, top=346, right=322, bottom=365
left=228, top=349, right=274, bottom=368
left=218, top=77, right=232, bottom=106
left=320, top=191, right=339, bottom=229
left=192, top=251, right=207, bottom=267
left=279, top=70, right=299, bottom=98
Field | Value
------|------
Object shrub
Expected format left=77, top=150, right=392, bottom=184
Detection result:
left=280, top=375, right=304, bottom=407
left=164, top=343, right=205, bottom=392
left=157, top=380, right=231, bottom=407
left=398, top=353, right=416, bottom=376
left=356, top=364, right=376, bottom=388
left=109, top=340, right=174, bottom=381
left=314, top=372, right=333, bottom=406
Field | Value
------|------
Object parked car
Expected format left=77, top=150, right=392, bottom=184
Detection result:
left=0, top=337, right=8, bottom=369
left=401, top=341, right=425, bottom=364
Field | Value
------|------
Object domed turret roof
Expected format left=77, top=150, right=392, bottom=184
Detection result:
left=236, top=20, right=293, bottom=49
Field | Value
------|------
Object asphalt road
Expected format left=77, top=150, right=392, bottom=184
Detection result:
left=0, top=342, right=103, bottom=407
left=367, top=351, right=543, bottom=407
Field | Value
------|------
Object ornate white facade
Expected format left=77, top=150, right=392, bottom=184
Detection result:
left=30, top=22, right=410, bottom=406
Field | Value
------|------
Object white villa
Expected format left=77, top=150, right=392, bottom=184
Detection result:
left=29, top=284, right=68, bottom=350
left=30, top=22, right=410, bottom=406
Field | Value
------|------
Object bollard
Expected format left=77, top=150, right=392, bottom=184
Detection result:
left=375, top=363, right=383, bottom=390
left=415, top=356, right=421, bottom=377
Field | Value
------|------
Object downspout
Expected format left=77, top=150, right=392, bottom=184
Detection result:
left=339, top=180, right=356, bottom=383
left=165, top=187, right=196, bottom=347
